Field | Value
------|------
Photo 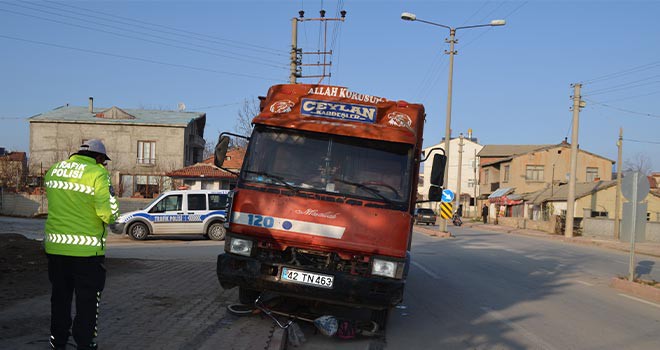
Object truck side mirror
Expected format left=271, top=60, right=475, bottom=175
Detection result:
left=214, top=135, right=230, bottom=167
left=430, top=154, right=446, bottom=187
left=428, top=186, right=442, bottom=201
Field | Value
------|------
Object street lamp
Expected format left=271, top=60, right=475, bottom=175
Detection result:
left=402, top=12, right=505, bottom=232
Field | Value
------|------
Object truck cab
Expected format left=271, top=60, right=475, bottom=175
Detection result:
left=214, top=84, right=445, bottom=327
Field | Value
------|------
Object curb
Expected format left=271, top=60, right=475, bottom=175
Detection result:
left=609, top=277, right=660, bottom=304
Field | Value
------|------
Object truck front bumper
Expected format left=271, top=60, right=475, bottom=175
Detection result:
left=217, top=253, right=405, bottom=309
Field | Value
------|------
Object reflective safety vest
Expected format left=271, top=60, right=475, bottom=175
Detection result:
left=45, top=154, right=119, bottom=257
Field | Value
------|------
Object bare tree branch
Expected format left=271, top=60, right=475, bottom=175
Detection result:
left=233, top=98, right=259, bottom=149
left=623, top=152, right=653, bottom=176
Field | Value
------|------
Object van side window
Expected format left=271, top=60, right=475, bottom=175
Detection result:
left=188, top=194, right=207, bottom=211
left=209, top=194, right=228, bottom=210
left=149, top=195, right=182, bottom=213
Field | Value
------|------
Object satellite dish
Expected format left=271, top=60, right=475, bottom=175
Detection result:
left=177, top=102, right=186, bottom=111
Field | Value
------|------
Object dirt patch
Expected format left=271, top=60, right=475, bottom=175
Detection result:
left=0, top=234, right=49, bottom=309
left=0, top=234, right=143, bottom=309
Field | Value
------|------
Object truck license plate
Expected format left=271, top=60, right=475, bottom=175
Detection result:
left=281, top=267, right=334, bottom=288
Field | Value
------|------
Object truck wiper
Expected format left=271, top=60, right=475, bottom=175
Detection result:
left=243, top=170, right=298, bottom=192
left=331, top=178, right=393, bottom=204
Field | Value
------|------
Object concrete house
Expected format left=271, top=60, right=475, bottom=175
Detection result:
left=166, top=148, right=245, bottom=190
left=418, top=130, right=483, bottom=216
left=479, top=141, right=614, bottom=199
left=0, top=151, right=28, bottom=190
left=28, top=98, right=206, bottom=198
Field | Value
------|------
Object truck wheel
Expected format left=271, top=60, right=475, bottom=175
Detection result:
left=128, top=222, right=148, bottom=240
left=207, top=222, right=226, bottom=241
left=371, top=308, right=389, bottom=332
left=238, top=287, right=260, bottom=305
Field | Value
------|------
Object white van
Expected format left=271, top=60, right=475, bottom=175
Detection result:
left=110, top=189, right=230, bottom=241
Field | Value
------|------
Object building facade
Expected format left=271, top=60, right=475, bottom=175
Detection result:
left=419, top=131, right=483, bottom=216
left=28, top=98, right=206, bottom=198
left=479, top=142, right=614, bottom=198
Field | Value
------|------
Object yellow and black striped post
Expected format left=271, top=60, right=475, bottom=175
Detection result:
left=440, top=202, right=453, bottom=220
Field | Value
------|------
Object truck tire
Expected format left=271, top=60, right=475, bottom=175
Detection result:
left=238, top=287, right=260, bottom=305
left=207, top=222, right=226, bottom=241
left=128, top=222, right=148, bottom=240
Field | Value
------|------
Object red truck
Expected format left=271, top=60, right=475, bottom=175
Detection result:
left=214, top=84, right=445, bottom=327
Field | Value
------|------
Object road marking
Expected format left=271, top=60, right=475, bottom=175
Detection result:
left=510, top=259, right=522, bottom=264
left=480, top=307, right=558, bottom=350
left=618, top=294, right=660, bottom=309
left=411, top=261, right=439, bottom=279
left=572, top=280, right=594, bottom=286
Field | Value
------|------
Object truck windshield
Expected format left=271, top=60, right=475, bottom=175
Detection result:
left=241, top=126, right=413, bottom=204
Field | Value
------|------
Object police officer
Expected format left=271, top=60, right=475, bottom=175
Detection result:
left=44, top=139, right=119, bottom=350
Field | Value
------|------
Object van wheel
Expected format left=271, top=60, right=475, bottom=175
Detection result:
left=128, top=222, right=148, bottom=240
left=207, top=222, right=226, bottom=241
left=238, top=287, right=260, bottom=305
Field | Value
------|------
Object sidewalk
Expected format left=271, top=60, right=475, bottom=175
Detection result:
left=463, top=221, right=660, bottom=258
left=414, top=221, right=660, bottom=258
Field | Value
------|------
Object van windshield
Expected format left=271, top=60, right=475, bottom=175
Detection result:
left=241, top=126, right=414, bottom=204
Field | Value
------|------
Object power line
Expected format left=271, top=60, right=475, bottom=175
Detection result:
left=41, top=0, right=287, bottom=56
left=580, top=60, right=660, bottom=85
left=0, top=4, right=288, bottom=69
left=623, top=138, right=660, bottom=145
left=0, top=34, right=285, bottom=82
left=583, top=77, right=660, bottom=96
left=584, top=98, right=660, bottom=119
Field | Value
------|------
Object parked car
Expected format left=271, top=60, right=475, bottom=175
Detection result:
left=414, top=208, right=437, bottom=225
left=109, top=189, right=230, bottom=240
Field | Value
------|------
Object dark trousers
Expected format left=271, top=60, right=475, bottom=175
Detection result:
left=482, top=215, right=488, bottom=224
left=47, top=254, right=106, bottom=350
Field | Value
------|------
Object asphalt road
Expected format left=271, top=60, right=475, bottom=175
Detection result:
left=385, top=226, right=660, bottom=350
left=296, top=225, right=660, bottom=349
left=2, top=217, right=659, bottom=349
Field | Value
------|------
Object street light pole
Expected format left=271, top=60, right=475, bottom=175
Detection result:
left=401, top=12, right=505, bottom=232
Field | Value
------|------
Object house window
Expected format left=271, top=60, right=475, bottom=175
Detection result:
left=137, top=141, right=156, bottom=165
left=526, top=165, right=544, bottom=182
left=483, top=169, right=489, bottom=184
left=136, top=175, right=160, bottom=198
left=503, top=165, right=510, bottom=183
left=586, top=167, right=599, bottom=182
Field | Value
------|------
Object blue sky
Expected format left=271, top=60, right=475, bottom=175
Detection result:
left=1, top=0, right=659, bottom=171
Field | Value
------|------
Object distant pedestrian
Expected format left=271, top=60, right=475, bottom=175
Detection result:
left=482, top=204, right=489, bottom=224
left=44, top=139, right=119, bottom=350
left=456, top=204, right=463, bottom=218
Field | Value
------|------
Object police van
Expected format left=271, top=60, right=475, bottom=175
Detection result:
left=110, top=189, right=230, bottom=240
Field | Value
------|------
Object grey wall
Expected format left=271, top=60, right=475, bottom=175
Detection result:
left=0, top=192, right=152, bottom=217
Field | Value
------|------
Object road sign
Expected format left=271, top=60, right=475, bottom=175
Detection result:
left=622, top=171, right=650, bottom=203
left=621, top=202, right=647, bottom=243
left=441, top=189, right=455, bottom=203
left=440, top=202, right=453, bottom=219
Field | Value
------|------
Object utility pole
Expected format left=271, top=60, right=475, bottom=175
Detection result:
left=290, top=10, right=346, bottom=83
left=614, top=127, right=623, bottom=239
left=289, top=16, right=300, bottom=83
left=438, top=28, right=456, bottom=234
left=565, top=83, right=585, bottom=238
left=473, top=148, right=477, bottom=217
left=456, top=133, right=464, bottom=215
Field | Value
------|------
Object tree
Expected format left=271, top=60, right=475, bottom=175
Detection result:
left=623, top=152, right=653, bottom=176
left=233, top=98, right=259, bottom=149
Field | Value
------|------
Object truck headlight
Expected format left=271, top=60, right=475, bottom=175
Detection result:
left=372, top=258, right=398, bottom=278
left=229, top=237, right=253, bottom=256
